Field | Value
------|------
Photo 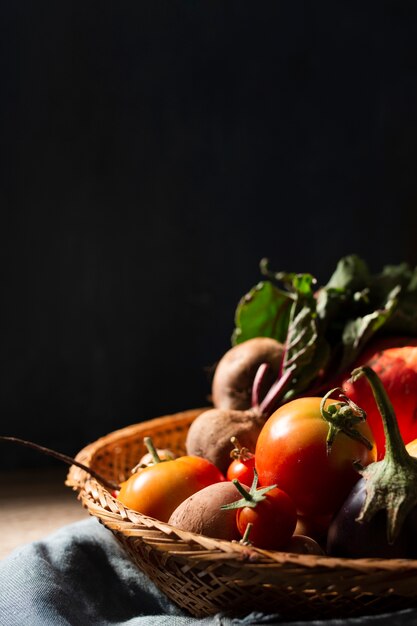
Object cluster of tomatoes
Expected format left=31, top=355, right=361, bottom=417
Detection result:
left=226, top=394, right=378, bottom=551
left=116, top=393, right=379, bottom=552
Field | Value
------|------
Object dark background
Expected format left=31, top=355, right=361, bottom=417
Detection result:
left=2, top=2, right=417, bottom=469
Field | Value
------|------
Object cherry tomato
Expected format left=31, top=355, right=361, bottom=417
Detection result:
left=236, top=486, right=297, bottom=550
left=255, top=397, right=376, bottom=518
left=227, top=456, right=256, bottom=485
left=226, top=437, right=256, bottom=485
left=117, top=455, right=225, bottom=522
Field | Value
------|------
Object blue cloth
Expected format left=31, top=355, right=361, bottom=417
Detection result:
left=1, top=518, right=417, bottom=626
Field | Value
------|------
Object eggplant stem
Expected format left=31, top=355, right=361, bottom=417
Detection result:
left=0, top=435, right=120, bottom=492
left=350, top=366, right=409, bottom=465
left=349, top=366, right=417, bottom=543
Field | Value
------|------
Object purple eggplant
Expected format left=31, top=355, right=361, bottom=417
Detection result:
left=327, top=477, right=417, bottom=558
left=326, top=365, right=417, bottom=559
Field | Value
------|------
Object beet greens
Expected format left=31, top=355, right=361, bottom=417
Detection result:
left=232, top=255, right=417, bottom=402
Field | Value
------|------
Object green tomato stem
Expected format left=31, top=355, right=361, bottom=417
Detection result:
left=143, top=436, right=162, bottom=464
left=232, top=478, right=253, bottom=501
left=320, top=387, right=373, bottom=455
left=221, top=469, right=277, bottom=511
left=240, top=522, right=253, bottom=545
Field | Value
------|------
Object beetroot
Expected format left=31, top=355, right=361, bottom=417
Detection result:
left=186, top=364, right=293, bottom=474
left=211, top=337, right=283, bottom=411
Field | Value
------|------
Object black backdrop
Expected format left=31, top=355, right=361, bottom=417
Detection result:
left=2, top=2, right=417, bottom=469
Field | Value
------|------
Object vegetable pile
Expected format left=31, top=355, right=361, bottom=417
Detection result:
left=4, top=254, right=417, bottom=558
left=117, top=255, right=417, bottom=556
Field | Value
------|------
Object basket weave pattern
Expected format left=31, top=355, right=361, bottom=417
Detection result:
left=67, top=409, right=417, bottom=620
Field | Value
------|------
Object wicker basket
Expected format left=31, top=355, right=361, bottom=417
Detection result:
left=66, top=408, right=417, bottom=621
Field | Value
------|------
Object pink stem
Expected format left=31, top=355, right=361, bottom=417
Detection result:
left=258, top=367, right=294, bottom=417
left=251, top=363, right=270, bottom=407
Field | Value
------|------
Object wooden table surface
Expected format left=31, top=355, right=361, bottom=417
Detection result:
left=0, top=467, right=89, bottom=560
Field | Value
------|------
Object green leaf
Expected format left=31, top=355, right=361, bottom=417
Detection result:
left=326, top=254, right=371, bottom=292
left=338, top=285, right=401, bottom=373
left=383, top=266, right=417, bottom=335
left=230, top=254, right=417, bottom=402
left=284, top=337, right=331, bottom=401
left=315, top=287, right=346, bottom=322
left=232, top=281, right=292, bottom=345
left=260, top=259, right=317, bottom=300
left=281, top=304, right=330, bottom=398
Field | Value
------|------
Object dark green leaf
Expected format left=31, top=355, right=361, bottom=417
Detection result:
left=315, top=287, right=346, bottom=322
left=280, top=304, right=330, bottom=397
left=326, top=254, right=370, bottom=292
left=284, top=337, right=331, bottom=400
left=338, top=285, right=401, bottom=373
left=382, top=266, right=417, bottom=335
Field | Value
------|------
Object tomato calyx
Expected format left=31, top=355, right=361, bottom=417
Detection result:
left=349, top=366, right=417, bottom=544
left=229, top=436, right=254, bottom=463
left=221, top=469, right=277, bottom=511
left=319, top=387, right=373, bottom=455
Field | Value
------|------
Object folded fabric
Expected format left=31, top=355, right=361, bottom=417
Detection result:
left=0, top=518, right=416, bottom=626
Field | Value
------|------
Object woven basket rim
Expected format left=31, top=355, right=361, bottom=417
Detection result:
left=67, top=408, right=417, bottom=573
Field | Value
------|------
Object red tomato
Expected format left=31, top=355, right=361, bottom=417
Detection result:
left=255, top=397, right=376, bottom=518
left=341, top=339, right=417, bottom=460
left=227, top=456, right=256, bottom=485
left=117, top=455, right=225, bottom=522
left=226, top=437, right=256, bottom=484
left=236, top=486, right=297, bottom=550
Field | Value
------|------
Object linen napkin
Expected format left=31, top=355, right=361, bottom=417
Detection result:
left=0, top=518, right=416, bottom=626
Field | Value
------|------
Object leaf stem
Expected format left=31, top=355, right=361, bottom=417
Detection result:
left=258, top=367, right=294, bottom=416
left=251, top=363, right=270, bottom=408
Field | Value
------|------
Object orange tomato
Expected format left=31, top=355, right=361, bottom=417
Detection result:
left=117, top=455, right=225, bottom=522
